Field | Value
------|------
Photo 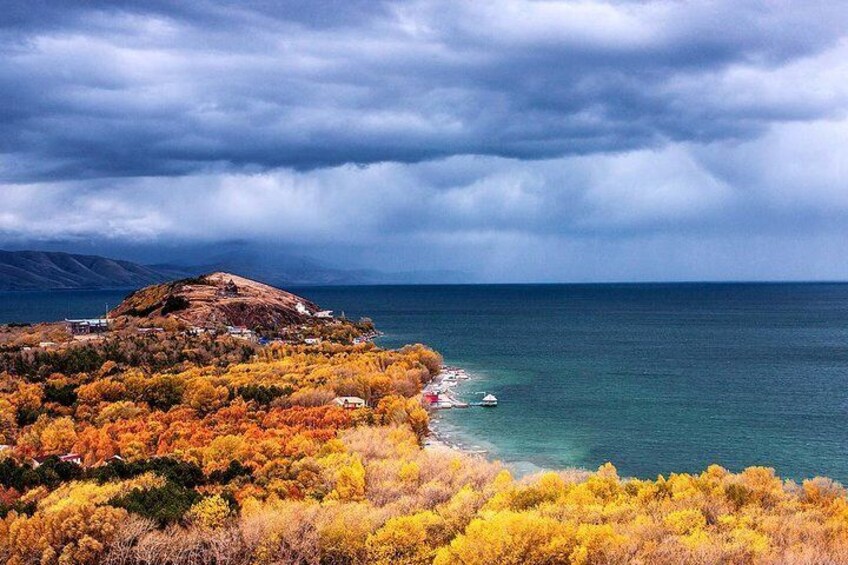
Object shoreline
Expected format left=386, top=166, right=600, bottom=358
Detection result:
left=423, top=365, right=491, bottom=456
left=422, top=363, right=552, bottom=478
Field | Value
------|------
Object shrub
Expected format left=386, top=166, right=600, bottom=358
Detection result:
left=110, top=481, right=201, bottom=526
left=43, top=383, right=78, bottom=406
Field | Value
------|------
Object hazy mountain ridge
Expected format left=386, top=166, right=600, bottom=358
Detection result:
left=0, top=250, right=183, bottom=291
left=0, top=249, right=471, bottom=290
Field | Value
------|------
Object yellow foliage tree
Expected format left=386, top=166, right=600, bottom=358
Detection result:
left=434, top=510, right=579, bottom=565
left=330, top=458, right=367, bottom=502
left=39, top=416, right=78, bottom=455
left=187, top=494, right=231, bottom=528
left=367, top=511, right=443, bottom=565
left=184, top=379, right=229, bottom=414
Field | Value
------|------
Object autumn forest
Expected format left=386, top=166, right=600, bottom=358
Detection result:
left=1, top=323, right=848, bottom=564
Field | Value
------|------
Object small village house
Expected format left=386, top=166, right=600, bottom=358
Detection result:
left=65, top=318, right=110, bottom=335
left=333, top=396, right=366, bottom=410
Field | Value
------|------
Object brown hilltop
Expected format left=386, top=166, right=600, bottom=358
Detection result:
left=109, top=272, right=323, bottom=331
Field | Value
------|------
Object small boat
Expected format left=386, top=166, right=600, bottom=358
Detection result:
left=481, top=393, right=498, bottom=407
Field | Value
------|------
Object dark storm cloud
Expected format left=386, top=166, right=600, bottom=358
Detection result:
left=2, top=0, right=848, bottom=181
left=0, top=0, right=388, bottom=33
left=3, top=1, right=848, bottom=282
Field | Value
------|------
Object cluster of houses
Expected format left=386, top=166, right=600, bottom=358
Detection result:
left=32, top=453, right=84, bottom=467
left=225, top=327, right=324, bottom=346
left=226, top=325, right=256, bottom=341
left=58, top=291, right=374, bottom=349
left=185, top=324, right=324, bottom=346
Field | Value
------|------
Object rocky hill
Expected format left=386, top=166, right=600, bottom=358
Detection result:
left=0, top=250, right=186, bottom=291
left=109, top=272, right=325, bottom=330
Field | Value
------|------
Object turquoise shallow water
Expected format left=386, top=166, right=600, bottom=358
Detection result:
left=3, top=283, right=848, bottom=482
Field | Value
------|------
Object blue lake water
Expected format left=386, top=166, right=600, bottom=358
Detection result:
left=3, top=283, right=848, bottom=482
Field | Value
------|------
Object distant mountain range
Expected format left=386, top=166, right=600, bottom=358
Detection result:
left=0, top=249, right=469, bottom=290
left=0, top=250, right=187, bottom=291
left=171, top=245, right=469, bottom=287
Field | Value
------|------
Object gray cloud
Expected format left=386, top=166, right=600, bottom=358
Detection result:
left=2, top=1, right=848, bottom=281
left=2, top=0, right=848, bottom=181
left=3, top=114, right=848, bottom=276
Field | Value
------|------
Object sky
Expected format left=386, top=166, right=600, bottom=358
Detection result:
left=2, top=0, right=848, bottom=282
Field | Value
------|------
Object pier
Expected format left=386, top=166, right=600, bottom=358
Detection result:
left=423, top=366, right=497, bottom=410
